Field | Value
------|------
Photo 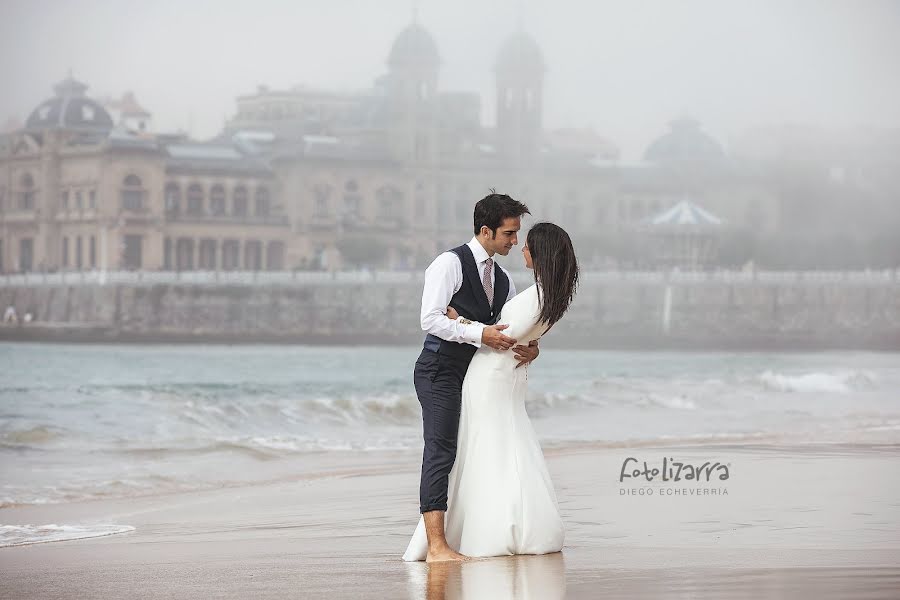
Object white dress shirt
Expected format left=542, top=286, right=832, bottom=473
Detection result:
left=420, top=237, right=517, bottom=348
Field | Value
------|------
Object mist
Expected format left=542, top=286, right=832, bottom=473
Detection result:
left=2, top=0, right=899, bottom=159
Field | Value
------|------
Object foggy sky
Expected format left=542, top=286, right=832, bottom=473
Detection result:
left=2, top=0, right=899, bottom=159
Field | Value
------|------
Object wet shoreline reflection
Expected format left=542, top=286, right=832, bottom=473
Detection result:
left=405, top=552, right=566, bottom=600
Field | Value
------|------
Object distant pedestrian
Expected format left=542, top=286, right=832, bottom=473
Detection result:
left=3, top=305, right=17, bottom=324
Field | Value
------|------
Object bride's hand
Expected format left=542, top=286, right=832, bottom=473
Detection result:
left=446, top=306, right=459, bottom=320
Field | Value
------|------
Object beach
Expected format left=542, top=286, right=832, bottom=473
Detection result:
left=2, top=342, right=900, bottom=597
left=2, top=443, right=899, bottom=599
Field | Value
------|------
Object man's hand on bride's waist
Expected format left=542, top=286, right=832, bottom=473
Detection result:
left=513, top=339, right=539, bottom=368
left=481, top=324, right=517, bottom=351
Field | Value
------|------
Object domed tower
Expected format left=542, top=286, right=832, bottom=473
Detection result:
left=644, top=117, right=726, bottom=164
left=17, top=77, right=116, bottom=272
left=495, top=31, right=545, bottom=164
left=384, top=23, right=440, bottom=163
left=25, top=77, right=115, bottom=135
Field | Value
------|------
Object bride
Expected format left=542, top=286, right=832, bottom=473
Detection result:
left=403, top=222, right=580, bottom=561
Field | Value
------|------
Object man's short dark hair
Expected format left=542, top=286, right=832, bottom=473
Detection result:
left=473, top=191, right=530, bottom=235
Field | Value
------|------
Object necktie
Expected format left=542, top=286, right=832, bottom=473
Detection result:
left=482, top=257, right=494, bottom=307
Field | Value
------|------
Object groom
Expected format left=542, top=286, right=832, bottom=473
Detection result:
left=414, top=192, right=539, bottom=562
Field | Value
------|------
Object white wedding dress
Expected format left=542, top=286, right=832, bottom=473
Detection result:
left=403, top=283, right=565, bottom=561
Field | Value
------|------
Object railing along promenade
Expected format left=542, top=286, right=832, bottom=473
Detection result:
left=2, top=269, right=898, bottom=287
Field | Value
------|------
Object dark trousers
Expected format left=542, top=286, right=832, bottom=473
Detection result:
left=413, top=348, right=470, bottom=513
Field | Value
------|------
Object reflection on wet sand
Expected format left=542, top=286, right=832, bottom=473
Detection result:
left=405, top=552, right=566, bottom=600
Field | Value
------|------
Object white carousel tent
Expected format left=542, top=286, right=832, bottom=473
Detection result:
left=639, top=198, right=726, bottom=269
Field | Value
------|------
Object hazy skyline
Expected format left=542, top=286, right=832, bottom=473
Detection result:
left=2, top=0, right=899, bottom=159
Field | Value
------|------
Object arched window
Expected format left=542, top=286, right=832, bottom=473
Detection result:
left=19, top=173, right=35, bottom=210
left=121, top=175, right=143, bottom=211
left=186, top=183, right=204, bottom=216
left=233, top=186, right=248, bottom=217
left=210, top=184, right=226, bottom=216
left=254, top=187, right=270, bottom=217
left=165, top=183, right=181, bottom=216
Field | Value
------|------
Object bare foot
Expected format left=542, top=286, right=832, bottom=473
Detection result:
left=426, top=547, right=470, bottom=563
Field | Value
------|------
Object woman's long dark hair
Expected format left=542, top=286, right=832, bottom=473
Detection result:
left=527, top=222, right=579, bottom=329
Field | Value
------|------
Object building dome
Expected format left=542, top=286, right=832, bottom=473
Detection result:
left=495, top=31, right=545, bottom=75
left=25, top=77, right=114, bottom=133
left=644, top=117, right=725, bottom=162
left=388, top=23, right=440, bottom=68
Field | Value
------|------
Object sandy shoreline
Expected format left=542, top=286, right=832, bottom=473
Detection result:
left=2, top=443, right=899, bottom=598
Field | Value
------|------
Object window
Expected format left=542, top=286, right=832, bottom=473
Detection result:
left=266, top=241, right=285, bottom=270
left=244, top=240, right=262, bottom=271
left=76, top=236, right=83, bottom=269
left=455, top=185, right=470, bottom=224
left=89, top=190, right=96, bottom=209
left=76, top=191, right=83, bottom=210
left=186, top=184, right=204, bottom=216
left=164, top=237, right=173, bottom=270
left=122, top=235, right=142, bottom=270
left=414, top=181, right=426, bottom=219
left=210, top=185, right=226, bottom=216
left=165, top=183, right=181, bottom=215
left=415, top=134, right=429, bottom=160
left=436, top=183, right=453, bottom=224
left=61, top=190, right=69, bottom=211
left=19, top=174, right=35, bottom=210
left=62, top=237, right=69, bottom=267
left=19, top=238, right=34, bottom=271
left=198, top=239, right=217, bottom=270
left=232, top=186, right=248, bottom=217
left=376, top=185, right=403, bottom=221
left=176, top=238, right=194, bottom=270
left=340, top=181, right=358, bottom=218
left=254, top=187, right=270, bottom=217
left=316, top=184, right=332, bottom=218
left=89, top=236, right=96, bottom=268
left=564, top=191, right=580, bottom=223
left=121, top=175, right=143, bottom=211
left=222, top=239, right=240, bottom=270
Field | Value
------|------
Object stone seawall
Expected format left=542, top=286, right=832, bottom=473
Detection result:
left=2, top=275, right=899, bottom=350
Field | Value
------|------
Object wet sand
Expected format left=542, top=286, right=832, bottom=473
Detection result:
left=2, top=444, right=899, bottom=599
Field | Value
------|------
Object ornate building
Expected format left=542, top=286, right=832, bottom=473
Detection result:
left=0, top=23, right=780, bottom=273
